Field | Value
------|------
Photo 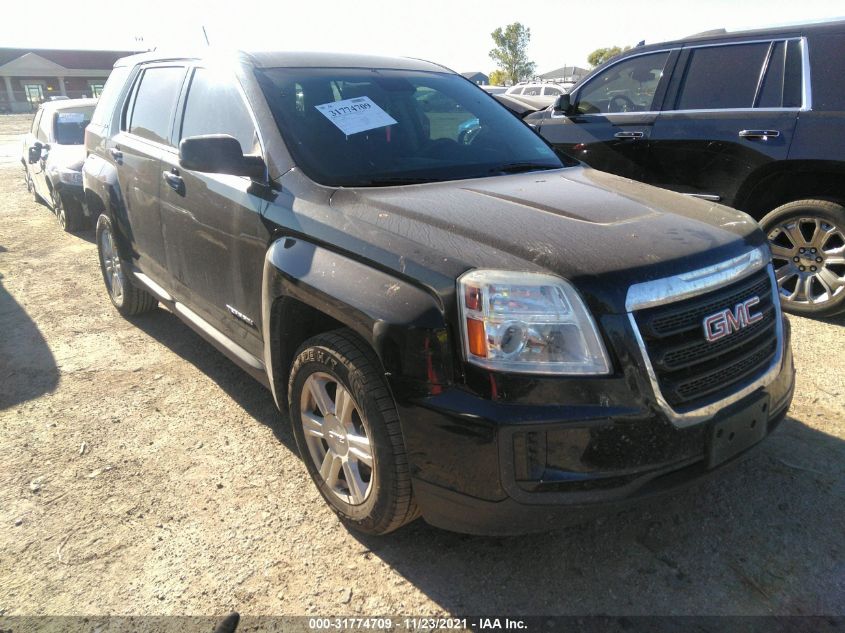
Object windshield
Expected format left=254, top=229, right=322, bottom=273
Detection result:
left=256, top=68, right=571, bottom=187
left=53, top=106, right=94, bottom=145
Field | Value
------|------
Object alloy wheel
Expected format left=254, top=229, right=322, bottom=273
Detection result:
left=299, top=372, right=375, bottom=505
left=100, top=227, right=124, bottom=303
left=768, top=216, right=845, bottom=308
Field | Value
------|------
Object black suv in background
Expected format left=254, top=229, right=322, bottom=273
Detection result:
left=83, top=51, right=794, bottom=535
left=529, top=19, right=845, bottom=317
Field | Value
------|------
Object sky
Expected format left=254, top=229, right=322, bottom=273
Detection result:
left=1, top=0, right=842, bottom=74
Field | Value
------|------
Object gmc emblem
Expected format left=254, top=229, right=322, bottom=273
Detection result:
left=702, top=296, right=763, bottom=342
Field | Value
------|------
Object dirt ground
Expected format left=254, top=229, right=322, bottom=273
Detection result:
left=0, top=113, right=843, bottom=619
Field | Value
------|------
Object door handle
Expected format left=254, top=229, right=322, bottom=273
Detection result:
left=162, top=169, right=184, bottom=193
left=109, top=147, right=123, bottom=162
left=738, top=129, right=780, bottom=140
left=614, top=131, right=644, bottom=139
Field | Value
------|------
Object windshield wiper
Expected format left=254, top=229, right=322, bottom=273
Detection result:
left=490, top=163, right=560, bottom=175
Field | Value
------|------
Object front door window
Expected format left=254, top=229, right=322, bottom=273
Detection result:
left=575, top=52, right=671, bottom=114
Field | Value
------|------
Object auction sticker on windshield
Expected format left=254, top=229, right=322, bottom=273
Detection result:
left=315, top=96, right=397, bottom=136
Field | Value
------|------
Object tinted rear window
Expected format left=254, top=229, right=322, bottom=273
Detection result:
left=53, top=106, right=94, bottom=145
left=808, top=34, right=845, bottom=111
left=675, top=42, right=770, bottom=110
left=128, top=66, right=185, bottom=145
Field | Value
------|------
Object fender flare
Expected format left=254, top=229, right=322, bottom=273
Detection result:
left=261, top=237, right=453, bottom=409
left=84, top=157, right=135, bottom=261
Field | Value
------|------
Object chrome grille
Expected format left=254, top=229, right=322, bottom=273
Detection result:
left=633, top=267, right=778, bottom=409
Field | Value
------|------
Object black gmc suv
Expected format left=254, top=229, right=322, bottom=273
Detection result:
left=83, top=51, right=794, bottom=535
left=528, top=19, right=845, bottom=317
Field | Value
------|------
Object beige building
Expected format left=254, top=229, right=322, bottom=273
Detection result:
left=0, top=48, right=137, bottom=113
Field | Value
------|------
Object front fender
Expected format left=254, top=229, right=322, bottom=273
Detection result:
left=261, top=237, right=454, bottom=409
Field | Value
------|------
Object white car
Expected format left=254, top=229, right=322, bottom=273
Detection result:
left=505, top=82, right=571, bottom=108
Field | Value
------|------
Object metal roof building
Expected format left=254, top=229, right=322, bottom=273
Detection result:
left=0, top=48, right=138, bottom=113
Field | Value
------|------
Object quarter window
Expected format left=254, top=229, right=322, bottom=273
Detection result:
left=675, top=42, right=770, bottom=110
left=576, top=51, right=670, bottom=114
left=128, top=66, right=186, bottom=145
left=180, top=68, right=259, bottom=154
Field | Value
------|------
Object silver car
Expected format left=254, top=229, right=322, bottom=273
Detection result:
left=21, top=98, right=96, bottom=232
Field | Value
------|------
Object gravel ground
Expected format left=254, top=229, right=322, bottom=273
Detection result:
left=0, top=112, right=843, bottom=618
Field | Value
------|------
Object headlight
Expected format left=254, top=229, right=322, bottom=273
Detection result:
left=51, top=167, right=82, bottom=186
left=458, top=270, right=610, bottom=375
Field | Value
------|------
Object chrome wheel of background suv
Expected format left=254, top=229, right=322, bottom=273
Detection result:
left=764, top=199, right=845, bottom=316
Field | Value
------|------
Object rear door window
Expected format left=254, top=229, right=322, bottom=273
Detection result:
left=675, top=42, right=770, bottom=110
left=544, top=86, right=563, bottom=96
left=756, top=40, right=804, bottom=109
left=127, top=66, right=186, bottom=145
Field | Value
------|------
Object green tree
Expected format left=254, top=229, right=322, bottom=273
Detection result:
left=488, top=69, right=507, bottom=86
left=587, top=45, right=631, bottom=68
left=489, top=23, right=536, bottom=84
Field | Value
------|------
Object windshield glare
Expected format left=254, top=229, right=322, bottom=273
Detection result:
left=257, top=68, right=570, bottom=187
left=53, top=107, right=94, bottom=145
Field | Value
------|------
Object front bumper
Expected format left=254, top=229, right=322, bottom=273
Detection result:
left=396, top=319, right=794, bottom=535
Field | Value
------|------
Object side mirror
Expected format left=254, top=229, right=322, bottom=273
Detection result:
left=179, top=135, right=266, bottom=180
left=28, top=142, right=43, bottom=164
left=553, top=94, right=573, bottom=115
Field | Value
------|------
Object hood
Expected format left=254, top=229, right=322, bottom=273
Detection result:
left=319, top=166, right=765, bottom=314
left=44, top=143, right=85, bottom=171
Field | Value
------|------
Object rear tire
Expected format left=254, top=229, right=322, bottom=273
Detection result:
left=761, top=199, right=845, bottom=317
left=95, top=214, right=158, bottom=316
left=288, top=329, right=419, bottom=535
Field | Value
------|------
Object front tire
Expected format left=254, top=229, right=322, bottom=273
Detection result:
left=288, top=330, right=419, bottom=535
left=53, top=188, right=84, bottom=233
left=761, top=199, right=845, bottom=317
left=95, top=214, right=158, bottom=316
left=23, top=163, right=32, bottom=193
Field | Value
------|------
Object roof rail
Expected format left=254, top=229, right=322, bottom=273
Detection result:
left=685, top=27, right=728, bottom=38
